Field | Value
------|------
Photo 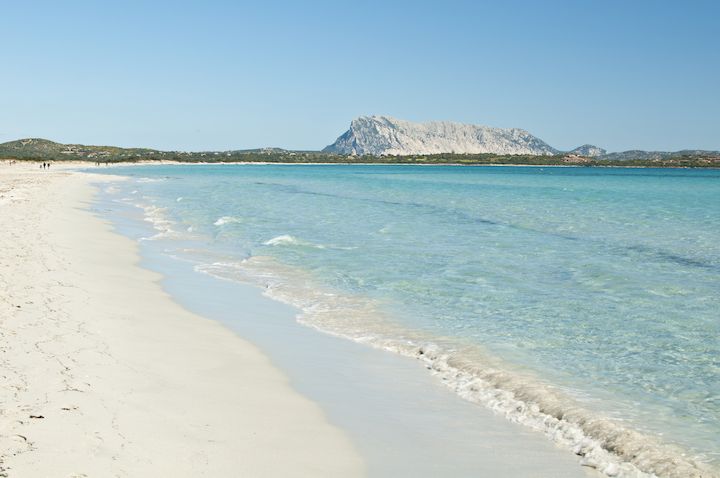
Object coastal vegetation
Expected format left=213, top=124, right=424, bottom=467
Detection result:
left=1, top=138, right=718, bottom=168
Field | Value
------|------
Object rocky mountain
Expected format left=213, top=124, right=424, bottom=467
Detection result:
left=323, top=116, right=559, bottom=156
left=568, top=144, right=607, bottom=157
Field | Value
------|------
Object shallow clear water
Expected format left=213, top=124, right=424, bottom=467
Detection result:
left=96, top=164, right=720, bottom=474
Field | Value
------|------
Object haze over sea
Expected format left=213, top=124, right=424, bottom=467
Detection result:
left=99, top=164, right=719, bottom=475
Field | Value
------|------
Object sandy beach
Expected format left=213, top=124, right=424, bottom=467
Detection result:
left=0, top=163, right=364, bottom=477
left=0, top=162, right=604, bottom=478
left=5, top=161, right=712, bottom=478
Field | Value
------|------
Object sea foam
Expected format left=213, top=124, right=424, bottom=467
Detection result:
left=136, top=177, right=168, bottom=183
left=214, top=216, right=242, bottom=226
left=195, top=256, right=717, bottom=478
left=138, top=204, right=177, bottom=241
left=263, top=235, right=326, bottom=249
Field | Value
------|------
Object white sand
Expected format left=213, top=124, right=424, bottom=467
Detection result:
left=0, top=163, right=364, bottom=477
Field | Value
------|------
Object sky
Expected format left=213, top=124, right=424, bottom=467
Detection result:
left=1, top=0, right=718, bottom=152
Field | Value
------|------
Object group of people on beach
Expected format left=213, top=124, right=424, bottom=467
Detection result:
left=40, top=162, right=51, bottom=169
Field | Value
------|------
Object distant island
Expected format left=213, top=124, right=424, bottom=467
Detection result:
left=2, top=116, right=718, bottom=168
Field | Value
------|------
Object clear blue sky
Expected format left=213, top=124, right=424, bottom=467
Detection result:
left=2, top=0, right=718, bottom=152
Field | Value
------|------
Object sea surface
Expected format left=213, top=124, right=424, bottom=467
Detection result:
left=94, top=164, right=719, bottom=477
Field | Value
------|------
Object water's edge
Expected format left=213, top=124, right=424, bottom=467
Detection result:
left=88, top=167, right=719, bottom=478
left=89, top=176, right=605, bottom=477
left=199, top=258, right=714, bottom=478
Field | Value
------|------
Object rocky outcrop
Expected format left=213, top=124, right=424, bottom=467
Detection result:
left=323, top=116, right=559, bottom=156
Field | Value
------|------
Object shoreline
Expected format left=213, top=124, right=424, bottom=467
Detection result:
left=0, top=161, right=601, bottom=477
left=94, top=162, right=719, bottom=478
left=95, top=174, right=607, bottom=478
left=91, top=163, right=719, bottom=478
left=0, top=164, right=364, bottom=476
left=2, top=162, right=716, bottom=478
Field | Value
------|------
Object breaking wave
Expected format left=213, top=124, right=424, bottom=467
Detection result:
left=263, top=234, right=326, bottom=248
left=214, top=216, right=242, bottom=226
left=262, top=234, right=356, bottom=250
left=138, top=204, right=178, bottom=241
left=136, top=177, right=167, bottom=183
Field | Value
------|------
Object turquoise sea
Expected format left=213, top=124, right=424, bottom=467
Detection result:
left=96, top=164, right=719, bottom=477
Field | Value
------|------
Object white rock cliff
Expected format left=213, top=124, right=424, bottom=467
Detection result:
left=323, top=116, right=559, bottom=156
